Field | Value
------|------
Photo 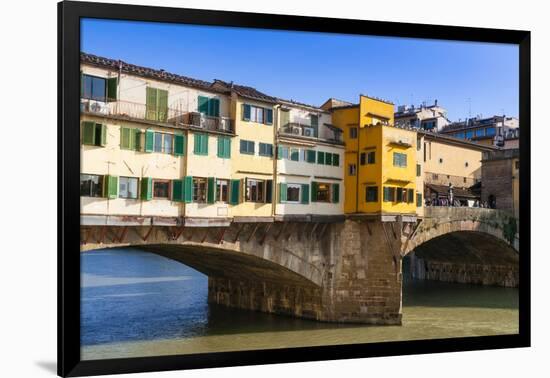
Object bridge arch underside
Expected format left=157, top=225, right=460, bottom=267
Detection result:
left=405, top=231, right=519, bottom=287
left=134, top=244, right=327, bottom=321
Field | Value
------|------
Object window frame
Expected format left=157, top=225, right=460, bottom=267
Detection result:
left=216, top=179, right=229, bottom=203
left=192, top=177, right=208, bottom=203
left=284, top=183, right=302, bottom=204
left=118, top=176, right=139, bottom=200
left=80, top=174, right=104, bottom=198
left=393, top=152, right=407, bottom=168
left=366, top=186, right=378, bottom=202
left=152, top=179, right=171, bottom=199
left=240, top=139, right=255, bottom=155
left=245, top=178, right=265, bottom=203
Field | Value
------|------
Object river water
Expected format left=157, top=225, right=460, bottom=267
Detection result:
left=81, top=248, right=519, bottom=360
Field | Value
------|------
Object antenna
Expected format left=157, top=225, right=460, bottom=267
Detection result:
left=467, top=98, right=471, bottom=119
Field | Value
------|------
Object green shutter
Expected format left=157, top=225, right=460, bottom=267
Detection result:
left=266, top=180, right=273, bottom=203
left=174, top=134, right=185, bottom=156
left=121, top=127, right=130, bottom=149
left=317, top=151, right=325, bottom=164
left=157, top=89, right=168, bottom=122
left=82, top=122, right=95, bottom=145
left=207, top=177, right=216, bottom=204
left=311, top=181, right=318, bottom=202
left=144, top=130, right=154, bottom=152
left=107, top=77, right=117, bottom=100
left=104, top=175, right=118, bottom=199
left=278, top=183, right=287, bottom=203
left=209, top=98, right=220, bottom=117
left=229, top=179, right=241, bottom=205
left=198, top=95, right=209, bottom=114
left=277, top=146, right=283, bottom=160
left=416, top=193, right=422, bottom=207
left=194, top=133, right=208, bottom=155
left=332, top=183, right=340, bottom=203
left=183, top=176, right=193, bottom=203
left=243, top=104, right=251, bottom=121
left=172, top=179, right=185, bottom=202
left=100, top=124, right=107, bottom=146
left=408, top=189, right=415, bottom=203
left=301, top=184, right=309, bottom=204
left=141, top=177, right=152, bottom=201
left=333, top=153, right=340, bottom=166
left=217, top=136, right=230, bottom=158
left=265, top=108, right=273, bottom=125
left=146, top=87, right=158, bottom=121
left=325, top=153, right=332, bottom=165
left=134, top=129, right=141, bottom=151
left=306, top=150, right=316, bottom=163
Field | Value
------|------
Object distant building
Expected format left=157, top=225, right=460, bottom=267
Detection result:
left=394, top=100, right=450, bottom=131
left=439, top=115, right=519, bottom=148
left=481, top=148, right=520, bottom=217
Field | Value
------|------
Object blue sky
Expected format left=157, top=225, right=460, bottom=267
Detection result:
left=81, top=19, right=518, bottom=120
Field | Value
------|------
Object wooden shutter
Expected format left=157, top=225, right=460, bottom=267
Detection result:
left=207, top=177, right=216, bottom=204
left=141, top=177, right=152, bottom=200
left=332, top=183, right=340, bottom=203
left=144, top=130, right=155, bottom=152
left=174, top=134, right=185, bottom=156
left=120, top=127, right=130, bottom=149
left=194, top=133, right=208, bottom=155
left=265, top=108, right=273, bottom=125
left=333, top=153, right=340, bottom=166
left=317, top=151, right=325, bottom=164
left=198, top=96, right=209, bottom=114
left=325, top=153, right=332, bottom=165
left=99, top=124, right=107, bottom=146
left=146, top=87, right=158, bottom=121
left=157, top=89, right=168, bottom=122
left=183, top=176, right=193, bottom=203
left=243, top=104, right=251, bottom=121
left=306, top=150, right=316, bottom=163
left=229, top=179, right=241, bottom=205
left=104, top=175, right=118, bottom=199
left=107, top=77, right=117, bottom=101
left=266, top=180, right=273, bottom=203
left=311, top=181, right=318, bottom=202
left=278, top=183, right=287, bottom=203
left=82, top=122, right=95, bottom=145
left=209, top=98, right=220, bottom=117
left=408, top=189, right=414, bottom=203
left=301, top=184, right=310, bottom=204
left=416, top=193, right=422, bottom=207
left=172, top=179, right=185, bottom=202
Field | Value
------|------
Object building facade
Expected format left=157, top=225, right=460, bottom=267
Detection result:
left=394, top=101, right=450, bottom=131
left=481, top=148, right=520, bottom=217
left=439, top=115, right=519, bottom=148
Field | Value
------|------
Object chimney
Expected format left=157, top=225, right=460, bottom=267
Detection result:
left=434, top=99, right=438, bottom=106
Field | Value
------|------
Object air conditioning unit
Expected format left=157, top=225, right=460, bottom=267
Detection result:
left=219, top=117, right=230, bottom=131
left=303, top=127, right=315, bottom=137
left=89, top=101, right=109, bottom=115
left=290, top=126, right=302, bottom=135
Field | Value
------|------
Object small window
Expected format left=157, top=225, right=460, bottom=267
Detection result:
left=119, top=177, right=139, bottom=199
left=153, top=132, right=174, bottom=154
left=315, top=183, right=331, bottom=202
left=246, top=179, right=265, bottom=202
left=216, top=179, right=229, bottom=202
left=439, top=158, right=443, bottom=164
left=393, top=152, right=407, bottom=167
left=317, top=151, right=325, bottom=164
left=396, top=187, right=403, bottom=202
left=366, top=186, right=378, bottom=202
left=417, top=138, right=422, bottom=150
left=416, top=193, right=422, bottom=207
left=278, top=146, right=289, bottom=159
left=286, top=183, right=301, bottom=203
left=82, top=74, right=107, bottom=101
left=383, top=187, right=395, bottom=202
left=193, top=177, right=207, bottom=203
left=306, top=149, right=316, bottom=163
left=259, top=143, right=274, bottom=157
left=290, top=148, right=300, bottom=161
left=348, top=163, right=357, bottom=176
left=332, top=153, right=340, bottom=166
left=80, top=174, right=103, bottom=197
left=416, top=164, right=421, bottom=177
left=465, top=162, right=469, bottom=167
left=240, top=140, right=255, bottom=155
left=360, top=152, right=366, bottom=165
left=350, top=127, right=358, bottom=139
left=367, top=151, right=375, bottom=164
left=153, top=180, right=170, bottom=199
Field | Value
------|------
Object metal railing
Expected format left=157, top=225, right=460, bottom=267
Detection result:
left=80, top=98, right=234, bottom=133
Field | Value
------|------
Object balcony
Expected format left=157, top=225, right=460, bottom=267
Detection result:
left=80, top=98, right=234, bottom=134
left=281, top=122, right=318, bottom=138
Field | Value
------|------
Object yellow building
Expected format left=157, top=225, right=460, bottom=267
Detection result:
left=323, top=95, right=417, bottom=216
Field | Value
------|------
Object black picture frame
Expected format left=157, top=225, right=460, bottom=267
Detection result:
left=58, top=1, right=531, bottom=376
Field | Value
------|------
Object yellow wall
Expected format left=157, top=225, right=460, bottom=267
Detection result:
left=229, top=94, right=275, bottom=217
left=423, top=139, right=483, bottom=182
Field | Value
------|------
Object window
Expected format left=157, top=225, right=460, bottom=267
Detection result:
left=240, top=140, right=255, bottom=155
left=119, top=177, right=139, bottom=199
left=146, top=87, right=168, bottom=122
left=317, top=151, right=325, bottom=164
left=383, top=187, right=395, bottom=202
left=217, top=136, right=231, bottom=158
left=153, top=180, right=170, bottom=199
left=81, top=74, right=116, bottom=101
left=475, top=128, right=485, bottom=137
left=246, top=179, right=265, bottom=202
left=439, top=158, right=443, bottom=164
left=465, top=162, right=469, bottom=167
left=80, top=174, right=103, bottom=197
left=333, top=153, right=340, bottom=166
left=366, top=186, right=378, bottom=202
left=350, top=127, right=358, bottom=139
left=290, top=148, right=300, bottom=161
left=466, top=130, right=474, bottom=139
left=286, top=184, right=301, bottom=203
left=486, top=127, right=496, bottom=136
left=417, top=138, right=422, bottom=150
left=259, top=143, right=273, bottom=157
left=278, top=146, right=289, bottom=159
left=416, top=193, right=422, bottom=207
left=82, top=122, right=106, bottom=147
left=407, top=189, right=414, bottom=203
left=416, top=164, right=421, bottom=177
left=367, top=151, right=375, bottom=164
left=193, top=177, right=207, bottom=203
left=360, top=152, right=366, bottom=165
left=315, top=183, right=331, bottom=202
left=306, top=150, right=316, bottom=163
left=393, top=152, right=407, bottom=167
left=348, top=163, right=357, bottom=176
left=194, top=133, right=208, bottom=155
left=152, top=132, right=173, bottom=154
left=243, top=104, right=273, bottom=125
left=311, top=182, right=339, bottom=203
left=197, top=95, right=220, bottom=117
left=120, top=128, right=141, bottom=151
left=216, top=179, right=229, bottom=202
left=396, top=187, right=403, bottom=202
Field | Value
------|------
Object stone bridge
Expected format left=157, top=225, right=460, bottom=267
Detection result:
left=80, top=207, right=519, bottom=325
